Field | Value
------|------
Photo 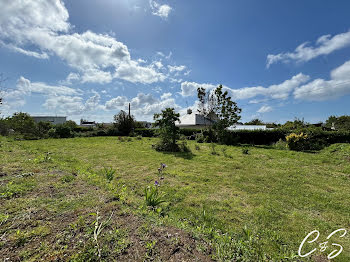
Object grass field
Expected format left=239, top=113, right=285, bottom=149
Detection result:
left=1, top=136, right=350, bottom=261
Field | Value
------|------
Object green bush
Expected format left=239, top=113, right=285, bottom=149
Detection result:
left=286, top=133, right=309, bottom=151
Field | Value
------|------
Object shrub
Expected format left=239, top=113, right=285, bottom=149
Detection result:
left=55, top=124, right=72, bottom=138
left=274, top=139, right=288, bottom=150
left=286, top=132, right=309, bottom=151
left=242, top=147, right=249, bottom=154
left=153, top=108, right=181, bottom=152
left=134, top=128, right=155, bottom=137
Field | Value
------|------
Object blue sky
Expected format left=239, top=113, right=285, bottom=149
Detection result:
left=1, top=0, right=350, bottom=123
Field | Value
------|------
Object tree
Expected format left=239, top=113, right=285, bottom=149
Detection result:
left=197, top=85, right=241, bottom=142
left=153, top=108, right=180, bottom=152
left=325, top=115, right=350, bottom=131
left=7, top=112, right=38, bottom=138
left=113, top=110, right=135, bottom=135
left=63, top=120, right=78, bottom=130
left=245, top=118, right=264, bottom=125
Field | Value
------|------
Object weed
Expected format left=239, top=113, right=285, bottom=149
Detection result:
left=91, top=210, right=114, bottom=258
left=242, top=147, right=249, bottom=154
left=61, top=174, right=75, bottom=183
left=221, top=147, right=232, bottom=158
left=0, top=213, right=9, bottom=226
left=274, top=139, right=288, bottom=150
left=145, top=240, right=157, bottom=258
left=144, top=186, right=166, bottom=209
left=101, top=167, right=116, bottom=183
left=210, top=143, right=219, bottom=155
left=195, top=144, right=201, bottom=150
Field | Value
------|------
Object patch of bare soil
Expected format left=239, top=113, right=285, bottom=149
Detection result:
left=0, top=170, right=213, bottom=261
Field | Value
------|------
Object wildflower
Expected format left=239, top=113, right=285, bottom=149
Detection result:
left=155, top=181, right=160, bottom=186
left=161, top=163, right=167, bottom=169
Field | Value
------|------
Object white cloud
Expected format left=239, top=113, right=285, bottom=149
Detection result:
left=15, top=76, right=78, bottom=96
left=168, top=65, right=186, bottom=73
left=257, top=105, right=273, bottom=113
left=61, top=72, right=80, bottom=85
left=0, top=0, right=164, bottom=84
left=161, top=92, right=172, bottom=100
left=229, top=73, right=310, bottom=100
left=114, top=61, right=165, bottom=84
left=105, top=96, right=128, bottom=110
left=294, top=60, right=350, bottom=101
left=0, top=41, right=49, bottom=59
left=267, top=30, right=350, bottom=67
left=150, top=1, right=172, bottom=19
left=180, top=81, right=217, bottom=97
left=180, top=73, right=310, bottom=100
left=104, top=92, right=181, bottom=120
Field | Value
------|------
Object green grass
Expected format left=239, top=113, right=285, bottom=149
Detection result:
left=1, top=136, right=349, bottom=261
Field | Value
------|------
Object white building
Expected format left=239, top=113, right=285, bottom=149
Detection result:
left=227, top=125, right=272, bottom=131
left=32, top=116, right=66, bottom=125
left=176, top=110, right=216, bottom=129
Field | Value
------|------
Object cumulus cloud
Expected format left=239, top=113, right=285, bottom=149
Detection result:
left=294, top=60, right=350, bottom=101
left=150, top=1, right=172, bottom=19
left=180, top=73, right=310, bottom=100
left=257, top=105, right=273, bottom=113
left=229, top=73, right=310, bottom=100
left=180, top=81, right=217, bottom=97
left=267, top=30, right=350, bottom=67
left=104, top=92, right=181, bottom=119
left=161, top=92, right=172, bottom=100
left=0, top=0, right=164, bottom=84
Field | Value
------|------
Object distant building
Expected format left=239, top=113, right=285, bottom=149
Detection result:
left=227, top=125, right=272, bottom=131
left=80, top=119, right=96, bottom=127
left=32, top=116, right=66, bottom=125
left=176, top=110, right=217, bottom=129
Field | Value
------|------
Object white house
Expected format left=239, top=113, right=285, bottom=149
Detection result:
left=227, top=125, right=272, bottom=131
left=175, top=109, right=217, bottom=129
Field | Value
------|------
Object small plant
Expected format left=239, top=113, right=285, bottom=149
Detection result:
left=145, top=240, right=157, bottom=258
left=61, top=174, right=75, bottom=183
left=117, top=136, right=125, bottom=142
left=91, top=210, right=114, bottom=258
left=242, top=147, right=249, bottom=154
left=195, top=144, right=201, bottom=150
left=274, top=139, right=288, bottom=150
left=144, top=185, right=166, bottom=209
left=102, top=167, right=116, bottom=182
left=210, top=143, right=219, bottom=155
left=127, top=137, right=132, bottom=142
left=0, top=213, right=9, bottom=226
left=221, top=147, right=232, bottom=158
left=33, top=152, right=52, bottom=163
left=136, top=135, right=142, bottom=140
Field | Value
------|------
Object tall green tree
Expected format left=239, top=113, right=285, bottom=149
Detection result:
left=197, top=85, right=241, bottom=142
left=7, top=112, right=38, bottom=138
left=153, top=108, right=180, bottom=151
left=326, top=115, right=350, bottom=131
left=113, top=110, right=135, bottom=135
